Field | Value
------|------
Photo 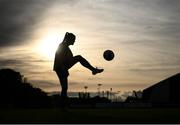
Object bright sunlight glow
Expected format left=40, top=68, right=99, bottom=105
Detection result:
left=36, top=32, right=63, bottom=60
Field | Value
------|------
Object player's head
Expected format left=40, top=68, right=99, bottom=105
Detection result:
left=63, top=32, right=76, bottom=45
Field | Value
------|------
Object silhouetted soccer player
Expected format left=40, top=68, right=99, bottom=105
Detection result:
left=53, top=32, right=104, bottom=106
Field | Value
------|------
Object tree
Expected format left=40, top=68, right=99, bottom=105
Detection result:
left=84, top=86, right=88, bottom=93
left=97, top=84, right=102, bottom=96
left=0, top=68, right=50, bottom=108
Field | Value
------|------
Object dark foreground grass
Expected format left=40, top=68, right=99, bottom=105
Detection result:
left=0, top=108, right=180, bottom=123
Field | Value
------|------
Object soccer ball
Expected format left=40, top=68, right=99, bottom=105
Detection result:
left=103, top=50, right=114, bottom=61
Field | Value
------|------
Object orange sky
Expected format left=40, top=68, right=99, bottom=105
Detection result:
left=0, top=0, right=180, bottom=93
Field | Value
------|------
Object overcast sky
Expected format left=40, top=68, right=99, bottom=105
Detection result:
left=0, top=0, right=180, bottom=93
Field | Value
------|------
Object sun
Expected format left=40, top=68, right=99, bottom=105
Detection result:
left=36, top=32, right=63, bottom=60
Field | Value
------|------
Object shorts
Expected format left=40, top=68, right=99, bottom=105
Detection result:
left=55, top=69, right=69, bottom=78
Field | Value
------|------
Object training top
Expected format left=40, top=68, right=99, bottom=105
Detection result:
left=53, top=42, right=73, bottom=71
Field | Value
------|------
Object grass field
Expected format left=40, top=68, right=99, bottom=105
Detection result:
left=0, top=108, right=180, bottom=123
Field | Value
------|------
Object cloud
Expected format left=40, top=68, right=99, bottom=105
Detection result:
left=0, top=0, right=180, bottom=92
left=0, top=47, right=51, bottom=74
left=69, top=81, right=81, bottom=85
left=0, top=0, right=56, bottom=47
left=87, top=77, right=102, bottom=81
left=30, top=80, right=58, bottom=88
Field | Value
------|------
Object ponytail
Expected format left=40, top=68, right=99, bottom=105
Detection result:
left=62, top=32, right=76, bottom=43
left=62, top=32, right=69, bottom=43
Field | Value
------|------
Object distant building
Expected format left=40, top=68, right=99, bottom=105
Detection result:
left=142, top=73, right=180, bottom=105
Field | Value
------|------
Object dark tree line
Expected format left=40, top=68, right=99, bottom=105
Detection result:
left=0, top=68, right=51, bottom=108
left=0, top=68, right=112, bottom=108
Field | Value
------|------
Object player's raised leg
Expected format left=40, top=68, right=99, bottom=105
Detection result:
left=67, top=55, right=104, bottom=75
